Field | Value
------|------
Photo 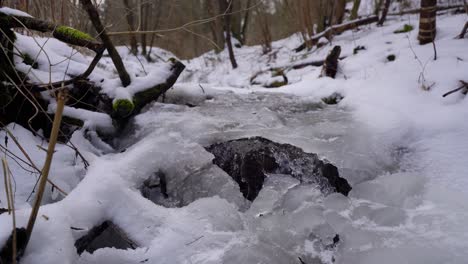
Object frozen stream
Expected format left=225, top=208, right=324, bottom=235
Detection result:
left=2, top=84, right=467, bottom=264
left=104, top=84, right=462, bottom=264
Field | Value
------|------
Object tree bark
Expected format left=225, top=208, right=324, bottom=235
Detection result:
left=239, top=0, right=252, bottom=45
left=418, top=0, right=437, bottom=45
left=219, top=0, right=238, bottom=69
left=377, top=0, right=392, bottom=26
left=333, top=0, right=347, bottom=25
left=80, top=0, right=131, bottom=87
left=350, top=0, right=361, bottom=20
left=122, top=0, right=138, bottom=55
left=140, top=1, right=149, bottom=56
left=206, top=0, right=225, bottom=53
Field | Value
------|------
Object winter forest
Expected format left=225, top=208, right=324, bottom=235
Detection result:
left=0, top=0, right=467, bottom=263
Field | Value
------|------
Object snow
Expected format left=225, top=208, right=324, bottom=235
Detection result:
left=0, top=7, right=32, bottom=17
left=1, top=9, right=468, bottom=264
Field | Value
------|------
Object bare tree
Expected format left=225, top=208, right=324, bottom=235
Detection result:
left=122, top=0, right=138, bottom=55
left=333, top=0, right=347, bottom=25
left=377, top=0, right=392, bottom=26
left=206, top=0, right=225, bottom=53
left=350, top=0, right=361, bottom=20
left=418, top=0, right=437, bottom=45
left=219, top=0, right=238, bottom=69
left=80, top=0, right=131, bottom=87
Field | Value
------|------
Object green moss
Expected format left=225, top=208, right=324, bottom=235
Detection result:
left=56, top=26, right=94, bottom=41
left=394, top=24, right=414, bottom=34
left=22, top=53, right=38, bottom=69
left=387, top=54, right=396, bottom=62
left=113, top=99, right=135, bottom=117
left=266, top=81, right=287, bottom=88
left=272, top=69, right=284, bottom=77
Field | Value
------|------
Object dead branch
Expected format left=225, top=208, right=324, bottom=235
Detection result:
left=0, top=12, right=103, bottom=52
left=442, top=81, right=468, bottom=97
left=387, top=4, right=464, bottom=16
left=295, top=16, right=378, bottom=52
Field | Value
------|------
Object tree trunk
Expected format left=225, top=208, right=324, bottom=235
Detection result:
left=219, top=0, right=238, bottom=69
left=140, top=1, right=149, bottom=56
left=418, top=0, right=437, bottom=45
left=206, top=0, right=225, bottom=53
left=239, top=0, right=252, bottom=45
left=350, top=0, right=361, bottom=20
left=147, top=0, right=162, bottom=61
left=333, top=0, right=347, bottom=25
left=80, top=0, right=131, bottom=87
left=459, top=21, right=468, bottom=38
left=374, top=0, right=384, bottom=15
left=122, top=0, right=138, bottom=55
left=377, top=0, right=392, bottom=26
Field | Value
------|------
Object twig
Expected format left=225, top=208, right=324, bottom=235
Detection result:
left=2, top=158, right=17, bottom=264
left=198, top=84, right=206, bottom=94
left=442, top=81, right=468, bottom=97
left=185, top=236, right=204, bottom=246
left=0, top=122, right=68, bottom=196
left=25, top=90, right=66, bottom=246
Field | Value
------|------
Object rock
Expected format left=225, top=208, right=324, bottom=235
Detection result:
left=0, top=228, right=28, bottom=264
left=321, top=92, right=344, bottom=105
left=74, top=221, right=137, bottom=255
left=205, top=137, right=351, bottom=201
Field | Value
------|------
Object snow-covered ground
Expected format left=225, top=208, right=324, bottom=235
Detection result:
left=1, top=10, right=468, bottom=264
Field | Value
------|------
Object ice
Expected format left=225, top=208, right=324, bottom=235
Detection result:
left=350, top=172, right=425, bottom=208
left=323, top=193, right=351, bottom=212
left=247, top=174, right=299, bottom=216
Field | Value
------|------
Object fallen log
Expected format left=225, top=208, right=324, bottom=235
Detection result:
left=112, top=58, right=186, bottom=118
left=0, top=12, right=104, bottom=52
left=249, top=55, right=347, bottom=88
left=387, top=4, right=464, bottom=16
left=0, top=9, right=186, bottom=139
left=295, top=16, right=378, bottom=52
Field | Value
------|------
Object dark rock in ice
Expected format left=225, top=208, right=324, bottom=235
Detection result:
left=74, top=221, right=137, bottom=255
left=0, top=227, right=28, bottom=264
left=205, top=137, right=351, bottom=201
left=321, top=92, right=344, bottom=105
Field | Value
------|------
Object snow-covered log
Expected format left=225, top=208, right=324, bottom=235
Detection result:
left=0, top=11, right=104, bottom=52
left=113, top=59, right=186, bottom=118
left=294, top=16, right=378, bottom=52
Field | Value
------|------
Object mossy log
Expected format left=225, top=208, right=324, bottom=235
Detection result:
left=0, top=11, right=103, bottom=52
left=112, top=59, right=186, bottom=118
left=0, top=9, right=186, bottom=139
